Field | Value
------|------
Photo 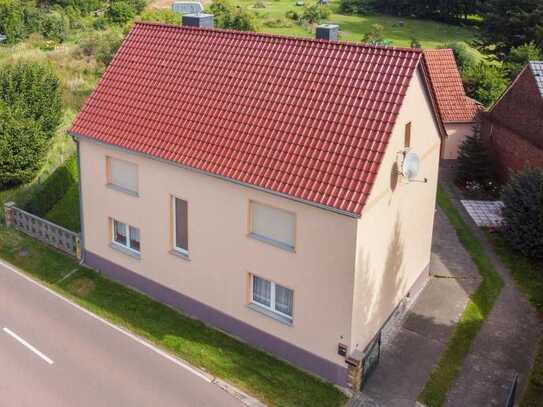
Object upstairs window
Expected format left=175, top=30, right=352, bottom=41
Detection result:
left=107, top=157, right=138, bottom=194
left=250, top=202, right=295, bottom=251
left=172, top=197, right=188, bottom=255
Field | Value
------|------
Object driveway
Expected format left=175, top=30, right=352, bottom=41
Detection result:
left=0, top=261, right=243, bottom=407
left=348, top=209, right=481, bottom=407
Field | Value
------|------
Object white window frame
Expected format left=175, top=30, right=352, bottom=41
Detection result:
left=111, top=219, right=141, bottom=254
left=172, top=196, right=189, bottom=256
left=251, top=275, right=293, bottom=321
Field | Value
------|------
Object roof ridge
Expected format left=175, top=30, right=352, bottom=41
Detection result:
left=133, top=21, right=423, bottom=54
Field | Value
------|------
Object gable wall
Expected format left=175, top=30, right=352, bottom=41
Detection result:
left=350, top=68, right=441, bottom=354
left=490, top=67, right=543, bottom=149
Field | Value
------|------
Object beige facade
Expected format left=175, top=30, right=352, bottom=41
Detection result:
left=78, top=66, right=441, bottom=384
left=350, top=69, right=441, bottom=353
left=442, top=122, right=476, bottom=159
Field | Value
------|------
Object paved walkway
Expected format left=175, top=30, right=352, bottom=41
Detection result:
left=348, top=209, right=481, bottom=407
left=349, top=169, right=543, bottom=407
left=440, top=181, right=543, bottom=407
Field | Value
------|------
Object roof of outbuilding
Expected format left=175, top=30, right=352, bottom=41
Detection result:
left=529, top=61, right=543, bottom=97
left=423, top=48, right=479, bottom=123
left=70, top=22, right=427, bottom=216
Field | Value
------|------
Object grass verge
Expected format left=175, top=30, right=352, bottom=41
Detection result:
left=487, top=232, right=543, bottom=407
left=0, top=227, right=346, bottom=407
left=418, top=186, right=504, bottom=407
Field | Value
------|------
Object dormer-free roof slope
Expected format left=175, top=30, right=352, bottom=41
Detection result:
left=423, top=49, right=479, bottom=123
left=70, top=22, right=426, bottom=216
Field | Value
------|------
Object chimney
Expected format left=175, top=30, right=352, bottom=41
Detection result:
left=182, top=13, right=214, bottom=28
left=316, top=24, right=339, bottom=41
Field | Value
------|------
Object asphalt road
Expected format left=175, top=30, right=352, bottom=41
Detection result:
left=0, top=262, right=243, bottom=407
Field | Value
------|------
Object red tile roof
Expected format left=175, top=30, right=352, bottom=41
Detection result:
left=423, top=49, right=479, bottom=123
left=71, top=22, right=425, bottom=216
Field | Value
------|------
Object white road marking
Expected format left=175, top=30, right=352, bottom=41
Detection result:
left=3, top=327, right=54, bottom=365
left=0, top=259, right=212, bottom=383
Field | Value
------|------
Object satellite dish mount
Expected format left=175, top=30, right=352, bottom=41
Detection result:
left=398, top=149, right=427, bottom=183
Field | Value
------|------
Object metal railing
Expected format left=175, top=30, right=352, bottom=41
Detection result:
left=4, top=202, right=81, bottom=259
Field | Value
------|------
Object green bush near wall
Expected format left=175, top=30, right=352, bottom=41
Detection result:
left=24, top=154, right=78, bottom=218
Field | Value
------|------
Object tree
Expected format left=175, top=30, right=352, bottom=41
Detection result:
left=462, top=62, right=508, bottom=107
left=455, top=126, right=496, bottom=190
left=108, top=1, right=136, bottom=24
left=139, top=9, right=179, bottom=24
left=0, top=102, right=47, bottom=187
left=0, top=0, right=24, bottom=44
left=504, top=42, right=543, bottom=80
left=209, top=0, right=258, bottom=31
left=362, top=24, right=385, bottom=45
left=40, top=10, right=70, bottom=42
left=501, top=169, right=543, bottom=260
left=478, top=0, right=543, bottom=58
left=0, top=62, right=62, bottom=139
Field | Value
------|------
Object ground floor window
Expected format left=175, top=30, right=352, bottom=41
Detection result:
left=112, top=219, right=140, bottom=253
left=251, top=275, right=293, bottom=319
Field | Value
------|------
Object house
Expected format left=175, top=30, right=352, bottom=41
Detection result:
left=69, top=20, right=445, bottom=389
left=423, top=49, right=480, bottom=160
left=480, top=61, right=543, bottom=178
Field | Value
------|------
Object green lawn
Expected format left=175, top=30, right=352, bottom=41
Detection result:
left=418, top=186, right=504, bottom=407
left=487, top=233, right=543, bottom=407
left=243, top=0, right=476, bottom=47
left=0, top=227, right=346, bottom=407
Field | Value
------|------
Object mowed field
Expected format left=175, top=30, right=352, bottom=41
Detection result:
left=150, top=0, right=476, bottom=48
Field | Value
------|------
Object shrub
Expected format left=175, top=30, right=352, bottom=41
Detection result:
left=22, top=5, right=43, bottom=36
left=339, top=0, right=374, bottom=15
left=462, top=62, right=508, bottom=107
left=139, top=9, right=179, bottom=24
left=301, top=2, right=330, bottom=24
left=362, top=23, right=385, bottom=45
left=78, top=29, right=123, bottom=66
left=0, top=62, right=62, bottom=139
left=501, top=169, right=543, bottom=260
left=108, top=1, right=136, bottom=24
left=0, top=0, right=24, bottom=44
left=209, top=0, right=258, bottom=31
left=263, top=17, right=293, bottom=28
left=0, top=103, right=47, bottom=188
left=46, top=0, right=104, bottom=14
left=504, top=42, right=543, bottom=80
left=455, top=126, right=497, bottom=193
left=285, top=9, right=300, bottom=21
left=40, top=11, right=70, bottom=42
left=441, top=42, right=483, bottom=71
left=410, top=38, right=421, bottom=48
left=24, top=154, right=78, bottom=217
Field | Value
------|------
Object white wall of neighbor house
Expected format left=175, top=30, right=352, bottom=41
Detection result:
left=442, top=122, right=476, bottom=159
left=349, top=68, right=441, bottom=355
left=79, top=137, right=359, bottom=367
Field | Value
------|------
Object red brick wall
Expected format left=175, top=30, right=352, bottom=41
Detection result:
left=490, top=67, right=543, bottom=150
left=481, top=117, right=543, bottom=179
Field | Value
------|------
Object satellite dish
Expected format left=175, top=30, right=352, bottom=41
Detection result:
left=401, top=150, right=420, bottom=180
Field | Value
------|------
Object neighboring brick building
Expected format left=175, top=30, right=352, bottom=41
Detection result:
left=480, top=61, right=543, bottom=178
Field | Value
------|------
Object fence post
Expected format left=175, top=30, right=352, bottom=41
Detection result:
left=75, top=235, right=82, bottom=261
left=4, top=201, right=16, bottom=227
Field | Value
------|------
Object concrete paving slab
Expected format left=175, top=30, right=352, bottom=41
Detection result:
left=403, top=277, right=472, bottom=344
left=444, top=353, right=516, bottom=407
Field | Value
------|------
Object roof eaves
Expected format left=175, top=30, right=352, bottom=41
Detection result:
left=70, top=130, right=362, bottom=219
